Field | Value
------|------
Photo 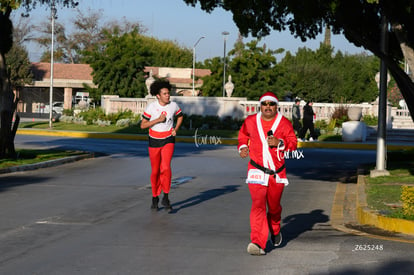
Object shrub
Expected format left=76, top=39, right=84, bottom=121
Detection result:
left=362, top=115, right=378, bottom=126
left=107, top=109, right=137, bottom=124
left=62, top=109, right=73, bottom=116
left=75, top=108, right=138, bottom=126
left=327, top=118, right=337, bottom=131
left=221, top=115, right=244, bottom=130
left=314, top=119, right=328, bottom=131
left=116, top=118, right=132, bottom=127
left=60, top=115, right=74, bottom=123
left=388, top=83, right=403, bottom=107
left=79, top=107, right=106, bottom=125
left=401, top=185, right=414, bottom=217
left=330, top=105, right=349, bottom=127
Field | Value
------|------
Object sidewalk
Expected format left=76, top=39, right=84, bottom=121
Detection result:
left=14, top=128, right=414, bottom=242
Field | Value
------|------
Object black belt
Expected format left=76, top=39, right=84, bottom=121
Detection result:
left=249, top=159, right=285, bottom=175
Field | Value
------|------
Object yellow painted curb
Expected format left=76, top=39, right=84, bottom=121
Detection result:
left=357, top=175, right=414, bottom=236
left=17, top=129, right=148, bottom=141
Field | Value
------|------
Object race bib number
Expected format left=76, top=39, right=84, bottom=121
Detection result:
left=246, top=169, right=267, bottom=186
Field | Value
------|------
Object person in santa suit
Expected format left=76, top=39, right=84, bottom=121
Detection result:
left=238, top=91, right=297, bottom=255
left=141, top=79, right=183, bottom=212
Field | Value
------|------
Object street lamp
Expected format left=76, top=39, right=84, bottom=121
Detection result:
left=192, top=36, right=205, bottom=96
left=222, top=31, right=229, bottom=97
left=49, top=0, right=57, bottom=128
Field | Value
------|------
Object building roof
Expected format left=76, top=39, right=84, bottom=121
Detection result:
left=144, top=66, right=211, bottom=84
left=31, top=63, right=211, bottom=83
left=31, top=62, right=94, bottom=81
left=29, top=63, right=211, bottom=90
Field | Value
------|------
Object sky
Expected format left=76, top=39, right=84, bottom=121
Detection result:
left=17, top=0, right=369, bottom=62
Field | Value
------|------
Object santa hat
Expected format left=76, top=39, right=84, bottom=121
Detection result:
left=259, top=91, right=279, bottom=104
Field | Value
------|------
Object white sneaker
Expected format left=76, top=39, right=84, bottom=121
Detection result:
left=297, top=138, right=303, bottom=142
left=247, top=243, right=266, bottom=256
left=309, top=137, right=314, bottom=142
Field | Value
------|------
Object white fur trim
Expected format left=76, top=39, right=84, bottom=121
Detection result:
left=238, top=144, right=248, bottom=153
left=260, top=95, right=278, bottom=104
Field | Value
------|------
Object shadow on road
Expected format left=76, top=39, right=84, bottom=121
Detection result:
left=286, top=149, right=375, bottom=183
left=0, top=175, right=52, bottom=192
left=319, top=259, right=414, bottom=274
left=168, top=184, right=240, bottom=213
left=268, top=209, right=329, bottom=250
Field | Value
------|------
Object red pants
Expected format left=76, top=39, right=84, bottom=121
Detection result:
left=148, top=143, right=175, bottom=197
left=248, top=176, right=285, bottom=249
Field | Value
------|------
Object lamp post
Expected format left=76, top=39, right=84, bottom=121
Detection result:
left=371, top=15, right=390, bottom=177
left=49, top=0, right=56, bottom=128
left=222, top=31, right=229, bottom=97
left=192, top=36, right=205, bottom=96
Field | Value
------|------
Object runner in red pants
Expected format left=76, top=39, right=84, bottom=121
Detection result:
left=141, top=79, right=183, bottom=212
left=238, top=91, right=297, bottom=255
left=248, top=177, right=285, bottom=250
left=149, top=143, right=174, bottom=196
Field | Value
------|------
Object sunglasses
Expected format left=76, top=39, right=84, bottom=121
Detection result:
left=261, top=101, right=277, bottom=106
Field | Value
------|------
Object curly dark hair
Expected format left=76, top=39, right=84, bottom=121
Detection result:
left=150, top=79, right=172, bottom=96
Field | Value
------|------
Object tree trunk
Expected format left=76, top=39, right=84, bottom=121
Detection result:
left=387, top=24, right=414, bottom=122
left=385, top=55, right=414, bottom=122
left=0, top=50, right=17, bottom=159
left=392, top=23, right=414, bottom=78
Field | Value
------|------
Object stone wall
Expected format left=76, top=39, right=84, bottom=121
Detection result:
left=101, top=95, right=247, bottom=119
left=101, top=95, right=411, bottom=129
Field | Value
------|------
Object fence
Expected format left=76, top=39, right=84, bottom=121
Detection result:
left=101, top=95, right=412, bottom=127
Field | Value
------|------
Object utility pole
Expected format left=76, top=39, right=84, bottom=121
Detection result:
left=192, top=36, right=205, bottom=96
left=222, top=31, right=229, bottom=97
left=49, top=0, right=56, bottom=128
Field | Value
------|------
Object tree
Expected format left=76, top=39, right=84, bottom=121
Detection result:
left=8, top=14, right=34, bottom=91
left=199, top=57, right=224, bottom=96
left=6, top=42, right=33, bottom=91
left=33, top=7, right=147, bottom=64
left=33, top=8, right=146, bottom=64
left=278, top=44, right=379, bottom=103
left=228, top=40, right=281, bottom=99
left=83, top=30, right=192, bottom=100
left=183, top=0, right=414, bottom=121
left=35, top=19, right=73, bottom=63
left=201, top=38, right=283, bottom=99
left=0, top=0, right=78, bottom=158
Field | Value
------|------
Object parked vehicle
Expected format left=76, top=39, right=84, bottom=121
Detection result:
left=43, top=102, right=64, bottom=114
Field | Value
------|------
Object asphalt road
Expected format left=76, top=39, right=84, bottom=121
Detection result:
left=0, top=135, right=413, bottom=274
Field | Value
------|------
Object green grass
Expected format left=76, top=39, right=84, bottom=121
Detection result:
left=20, top=121, right=140, bottom=134
left=317, top=134, right=342, bottom=142
left=365, top=150, right=414, bottom=221
left=0, top=149, right=82, bottom=169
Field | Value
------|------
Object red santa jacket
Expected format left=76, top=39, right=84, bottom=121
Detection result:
left=238, top=112, right=297, bottom=185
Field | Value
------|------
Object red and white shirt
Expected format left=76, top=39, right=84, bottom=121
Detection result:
left=142, top=100, right=182, bottom=139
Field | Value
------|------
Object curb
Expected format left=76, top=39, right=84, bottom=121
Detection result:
left=0, top=152, right=94, bottom=174
left=356, top=175, right=414, bottom=238
left=16, top=129, right=148, bottom=141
